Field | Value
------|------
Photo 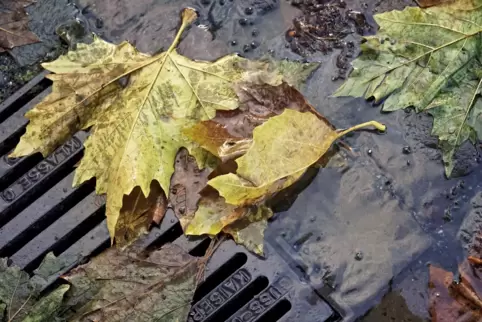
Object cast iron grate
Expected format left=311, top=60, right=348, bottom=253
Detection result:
left=0, top=73, right=342, bottom=322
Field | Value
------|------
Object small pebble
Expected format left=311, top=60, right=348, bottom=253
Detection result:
left=355, top=251, right=364, bottom=261
left=245, top=7, right=254, bottom=15
left=402, top=146, right=412, bottom=154
left=239, top=18, right=248, bottom=26
left=250, top=41, right=258, bottom=49
left=230, top=40, right=237, bottom=46
left=367, top=149, right=372, bottom=155
left=243, top=44, right=251, bottom=52
left=251, top=29, right=259, bottom=37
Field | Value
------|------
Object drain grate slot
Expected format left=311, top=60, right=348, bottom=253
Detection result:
left=10, top=191, right=105, bottom=271
left=193, top=252, right=248, bottom=303
left=255, top=299, right=291, bottom=322
left=0, top=88, right=50, bottom=156
left=0, top=70, right=51, bottom=123
left=204, top=276, right=269, bottom=322
left=0, top=148, right=42, bottom=188
left=0, top=76, right=342, bottom=322
left=0, top=172, right=95, bottom=257
left=0, top=134, right=86, bottom=227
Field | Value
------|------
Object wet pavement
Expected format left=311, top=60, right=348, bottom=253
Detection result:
left=2, top=0, right=482, bottom=320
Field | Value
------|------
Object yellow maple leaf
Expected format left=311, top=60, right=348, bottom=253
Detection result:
left=209, top=109, right=386, bottom=206
left=11, top=9, right=273, bottom=243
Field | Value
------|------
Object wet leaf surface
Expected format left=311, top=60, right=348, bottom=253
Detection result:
left=223, top=205, right=273, bottom=255
left=62, top=244, right=199, bottom=322
left=415, top=0, right=452, bottom=7
left=169, top=149, right=214, bottom=229
left=429, top=259, right=482, bottom=321
left=115, top=181, right=166, bottom=247
left=0, top=257, right=69, bottom=322
left=335, top=0, right=482, bottom=176
left=11, top=9, right=290, bottom=244
left=209, top=109, right=385, bottom=206
left=0, top=0, right=39, bottom=52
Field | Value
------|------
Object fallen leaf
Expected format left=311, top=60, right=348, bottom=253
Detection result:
left=0, top=0, right=39, bottom=52
left=415, top=0, right=453, bottom=7
left=169, top=149, right=215, bottom=229
left=223, top=205, right=273, bottom=255
left=62, top=244, right=199, bottom=322
left=0, top=257, right=69, bottom=322
left=429, top=259, right=482, bottom=321
left=11, top=8, right=287, bottom=244
left=184, top=82, right=327, bottom=160
left=334, top=1, right=482, bottom=176
left=182, top=121, right=252, bottom=161
left=208, top=109, right=385, bottom=206
left=184, top=196, right=247, bottom=236
left=115, top=181, right=165, bottom=247
left=185, top=195, right=273, bottom=255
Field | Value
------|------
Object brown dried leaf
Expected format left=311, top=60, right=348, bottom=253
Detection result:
left=184, top=82, right=334, bottom=164
left=169, top=149, right=213, bottom=230
left=429, top=259, right=482, bottom=322
left=115, top=181, right=165, bottom=247
left=0, top=0, right=39, bottom=52
left=183, top=121, right=251, bottom=162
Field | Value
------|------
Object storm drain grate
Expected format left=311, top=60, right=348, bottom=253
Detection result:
left=0, top=73, right=342, bottom=322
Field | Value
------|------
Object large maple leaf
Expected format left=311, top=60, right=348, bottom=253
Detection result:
left=11, top=9, right=272, bottom=243
left=334, top=0, right=482, bottom=176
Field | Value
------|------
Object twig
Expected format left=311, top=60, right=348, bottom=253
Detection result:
left=196, top=235, right=225, bottom=285
left=7, top=275, right=21, bottom=321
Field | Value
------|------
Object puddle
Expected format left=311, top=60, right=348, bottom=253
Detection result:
left=9, top=0, right=482, bottom=320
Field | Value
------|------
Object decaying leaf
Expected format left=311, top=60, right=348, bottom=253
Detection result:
left=11, top=8, right=298, bottom=244
left=186, top=82, right=325, bottom=146
left=415, top=0, right=453, bottom=7
left=334, top=0, right=482, bottom=176
left=429, top=258, right=482, bottom=321
left=115, top=181, right=166, bottom=247
left=0, top=257, right=69, bottom=322
left=184, top=196, right=273, bottom=255
left=183, top=121, right=251, bottom=162
left=223, top=206, right=273, bottom=255
left=0, top=0, right=39, bottom=52
left=62, top=244, right=199, bottom=322
left=169, top=149, right=216, bottom=229
left=185, top=196, right=246, bottom=236
left=209, top=109, right=385, bottom=206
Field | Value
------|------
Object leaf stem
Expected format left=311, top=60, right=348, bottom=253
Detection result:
left=166, top=8, right=198, bottom=54
left=335, top=121, right=386, bottom=140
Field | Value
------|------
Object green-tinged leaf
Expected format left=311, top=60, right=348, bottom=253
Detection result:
left=209, top=109, right=385, bottom=206
left=0, top=258, right=69, bottom=322
left=334, top=0, right=482, bottom=176
left=185, top=195, right=273, bottom=255
left=223, top=206, right=273, bottom=255
left=62, top=244, right=199, bottom=322
left=267, top=59, right=320, bottom=90
left=21, top=285, right=69, bottom=322
left=11, top=9, right=271, bottom=243
left=185, top=197, right=247, bottom=236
